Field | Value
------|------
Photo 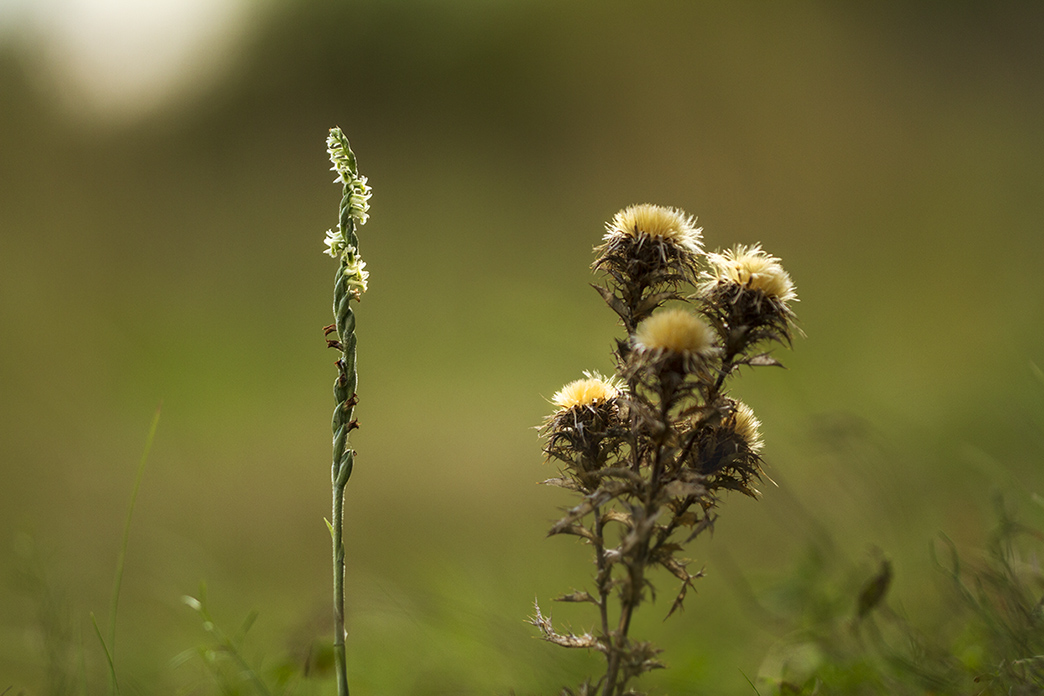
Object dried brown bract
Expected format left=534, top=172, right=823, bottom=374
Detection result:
left=679, top=399, right=764, bottom=498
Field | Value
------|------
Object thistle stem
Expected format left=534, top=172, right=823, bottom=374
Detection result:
left=593, top=508, right=611, bottom=638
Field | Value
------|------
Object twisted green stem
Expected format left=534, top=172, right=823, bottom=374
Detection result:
left=331, top=246, right=360, bottom=696
left=325, top=127, right=369, bottom=696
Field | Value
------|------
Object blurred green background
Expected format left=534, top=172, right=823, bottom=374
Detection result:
left=2, top=1, right=1044, bottom=693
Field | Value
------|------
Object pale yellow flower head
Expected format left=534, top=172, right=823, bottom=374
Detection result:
left=552, top=372, right=622, bottom=411
left=633, top=308, right=717, bottom=355
left=733, top=402, right=764, bottom=454
left=706, top=244, right=796, bottom=303
left=605, top=204, right=703, bottom=256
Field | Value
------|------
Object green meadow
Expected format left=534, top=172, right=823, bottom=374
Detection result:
left=2, top=2, right=1044, bottom=693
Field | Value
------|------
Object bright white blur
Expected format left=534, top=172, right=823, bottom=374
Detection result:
left=0, top=0, right=257, bottom=122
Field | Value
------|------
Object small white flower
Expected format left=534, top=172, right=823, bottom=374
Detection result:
left=324, top=229, right=346, bottom=258
left=327, top=128, right=357, bottom=182
left=326, top=127, right=372, bottom=228
left=346, top=176, right=371, bottom=226
left=342, top=254, right=369, bottom=299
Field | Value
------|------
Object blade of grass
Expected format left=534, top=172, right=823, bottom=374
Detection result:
left=103, top=403, right=162, bottom=695
left=184, top=588, right=274, bottom=696
left=739, top=669, right=762, bottom=695
left=90, top=612, right=119, bottom=696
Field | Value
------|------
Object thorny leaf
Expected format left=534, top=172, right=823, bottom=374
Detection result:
left=548, top=482, right=628, bottom=536
left=654, top=551, right=695, bottom=583
left=592, top=284, right=631, bottom=323
left=601, top=508, right=634, bottom=528
left=671, top=510, right=700, bottom=527
left=665, top=580, right=696, bottom=620
left=590, top=466, right=645, bottom=487
left=663, top=480, right=707, bottom=500
left=673, top=468, right=708, bottom=484
left=634, top=291, right=682, bottom=318
left=530, top=601, right=606, bottom=652
left=550, top=523, right=598, bottom=541
left=542, top=477, right=583, bottom=492
left=654, top=549, right=705, bottom=612
left=672, top=571, right=705, bottom=621
left=556, top=590, right=599, bottom=605
left=559, top=680, right=599, bottom=696
left=683, top=511, right=717, bottom=543
left=618, top=640, right=666, bottom=681
left=743, top=352, right=785, bottom=368
left=655, top=542, right=684, bottom=556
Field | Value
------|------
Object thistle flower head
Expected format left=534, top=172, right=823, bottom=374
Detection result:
left=593, top=206, right=704, bottom=325
left=682, top=399, right=764, bottom=497
left=732, top=402, right=764, bottom=455
left=633, top=308, right=717, bottom=357
left=699, top=244, right=798, bottom=350
left=552, top=372, right=623, bottom=412
left=543, top=372, right=625, bottom=481
left=704, top=244, right=796, bottom=305
left=604, top=204, right=703, bottom=256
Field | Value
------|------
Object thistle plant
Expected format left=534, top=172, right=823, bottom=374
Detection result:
left=533, top=204, right=799, bottom=696
left=321, top=126, right=371, bottom=696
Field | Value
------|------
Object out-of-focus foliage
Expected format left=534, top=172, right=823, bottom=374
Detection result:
left=2, top=2, right=1044, bottom=694
left=756, top=499, right=1044, bottom=695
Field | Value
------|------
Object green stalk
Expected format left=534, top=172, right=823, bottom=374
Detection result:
left=323, top=127, right=370, bottom=696
left=331, top=481, right=350, bottom=696
left=330, top=250, right=358, bottom=696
